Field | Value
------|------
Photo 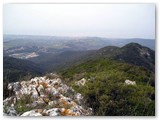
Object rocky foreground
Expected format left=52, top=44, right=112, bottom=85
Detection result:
left=3, top=73, right=92, bottom=116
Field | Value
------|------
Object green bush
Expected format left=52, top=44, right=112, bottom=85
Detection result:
left=60, top=58, right=155, bottom=116
left=14, top=94, right=34, bottom=114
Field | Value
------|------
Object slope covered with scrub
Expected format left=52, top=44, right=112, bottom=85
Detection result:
left=60, top=58, right=155, bottom=116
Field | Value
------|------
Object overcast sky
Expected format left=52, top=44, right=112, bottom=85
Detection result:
left=3, top=4, right=155, bottom=39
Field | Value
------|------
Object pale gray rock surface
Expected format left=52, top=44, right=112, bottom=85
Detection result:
left=3, top=73, right=92, bottom=116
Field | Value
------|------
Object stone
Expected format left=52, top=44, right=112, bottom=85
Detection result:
left=52, top=89, right=59, bottom=96
left=31, top=102, right=38, bottom=107
left=48, top=101, right=54, bottom=106
left=37, top=84, right=44, bottom=92
left=125, top=80, right=136, bottom=85
left=31, top=89, right=39, bottom=98
left=43, top=98, right=50, bottom=104
left=46, top=108, right=60, bottom=116
left=52, top=78, right=61, bottom=87
left=13, top=82, right=21, bottom=91
left=21, top=110, right=42, bottom=116
left=3, top=75, right=93, bottom=116
left=20, top=87, right=29, bottom=95
left=74, top=93, right=83, bottom=104
left=7, top=107, right=17, bottom=116
left=75, top=78, right=86, bottom=86
left=30, top=78, right=38, bottom=85
left=8, top=83, right=13, bottom=90
left=3, top=97, right=12, bottom=106
left=35, top=109, right=43, bottom=113
left=3, top=113, right=8, bottom=116
left=35, top=98, right=45, bottom=104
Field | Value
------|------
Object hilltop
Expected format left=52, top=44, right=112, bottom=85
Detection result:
left=3, top=73, right=92, bottom=116
left=92, top=43, right=155, bottom=72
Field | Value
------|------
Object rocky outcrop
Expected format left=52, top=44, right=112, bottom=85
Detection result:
left=3, top=73, right=92, bottom=116
left=21, top=110, right=42, bottom=116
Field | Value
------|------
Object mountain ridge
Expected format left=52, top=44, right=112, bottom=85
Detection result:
left=28, top=43, right=155, bottom=72
left=4, top=35, right=155, bottom=50
left=84, top=43, right=155, bottom=72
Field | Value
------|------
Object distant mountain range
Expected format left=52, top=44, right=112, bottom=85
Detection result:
left=3, top=35, right=155, bottom=73
left=4, top=35, right=155, bottom=51
left=28, top=43, right=155, bottom=73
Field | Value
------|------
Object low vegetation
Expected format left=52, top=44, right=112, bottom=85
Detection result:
left=60, top=58, right=155, bottom=116
left=14, top=94, right=34, bottom=115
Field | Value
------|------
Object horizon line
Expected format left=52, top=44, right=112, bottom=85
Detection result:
left=3, top=34, right=155, bottom=40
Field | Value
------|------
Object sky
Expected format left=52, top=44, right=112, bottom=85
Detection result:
left=3, top=4, right=155, bottom=39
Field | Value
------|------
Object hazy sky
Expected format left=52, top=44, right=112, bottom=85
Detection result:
left=3, top=4, right=155, bottom=39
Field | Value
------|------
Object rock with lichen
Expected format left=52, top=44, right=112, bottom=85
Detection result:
left=125, top=80, right=136, bottom=85
left=3, top=73, right=92, bottom=116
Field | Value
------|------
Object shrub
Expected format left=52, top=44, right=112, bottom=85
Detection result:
left=14, top=94, right=34, bottom=114
left=60, top=58, right=155, bottom=116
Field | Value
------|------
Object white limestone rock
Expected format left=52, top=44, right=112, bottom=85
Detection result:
left=21, top=110, right=42, bottom=116
left=74, top=93, right=83, bottom=104
left=125, top=80, right=136, bottom=85
left=6, top=106, right=17, bottom=116
left=3, top=74, right=93, bottom=116
left=75, top=78, right=86, bottom=86
left=31, top=89, right=39, bottom=98
left=46, top=108, right=60, bottom=116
